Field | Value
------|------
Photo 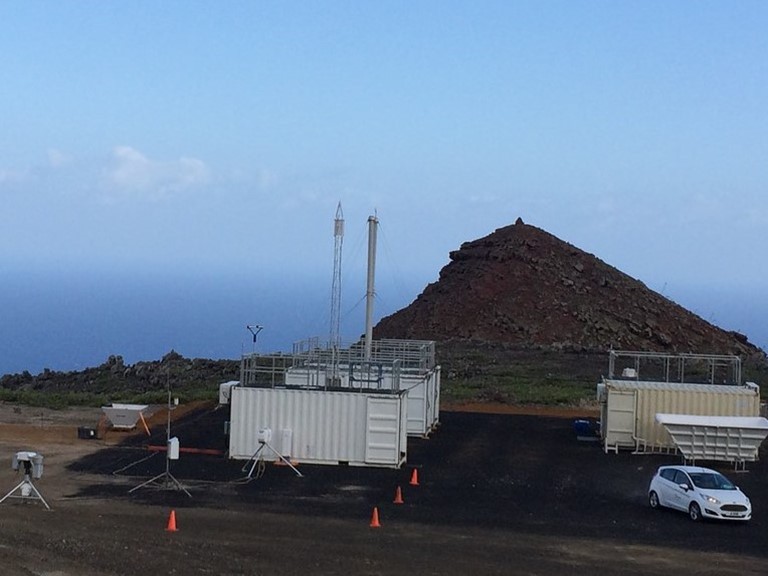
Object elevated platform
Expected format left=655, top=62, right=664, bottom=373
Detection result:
left=101, top=403, right=149, bottom=430
left=655, top=413, right=768, bottom=468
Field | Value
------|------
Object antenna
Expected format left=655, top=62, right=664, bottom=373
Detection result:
left=246, top=324, right=263, bottom=353
left=330, top=202, right=344, bottom=379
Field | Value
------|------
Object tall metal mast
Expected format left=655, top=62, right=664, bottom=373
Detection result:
left=364, top=213, right=378, bottom=362
left=330, top=202, right=344, bottom=375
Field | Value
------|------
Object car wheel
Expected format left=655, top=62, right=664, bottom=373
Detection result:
left=649, top=491, right=660, bottom=509
left=689, top=502, right=702, bottom=522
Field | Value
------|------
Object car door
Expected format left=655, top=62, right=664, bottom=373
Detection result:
left=669, top=469, right=692, bottom=511
left=657, top=468, right=679, bottom=508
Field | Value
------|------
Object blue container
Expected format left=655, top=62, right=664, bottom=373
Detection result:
left=573, top=419, right=598, bottom=440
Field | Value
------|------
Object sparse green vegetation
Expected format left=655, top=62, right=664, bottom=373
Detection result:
left=0, top=351, right=233, bottom=409
left=0, top=387, right=217, bottom=410
left=438, top=342, right=605, bottom=406
left=1, top=344, right=766, bottom=410
left=442, top=375, right=596, bottom=406
left=437, top=341, right=768, bottom=405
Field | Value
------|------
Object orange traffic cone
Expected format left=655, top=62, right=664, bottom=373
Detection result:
left=409, top=468, right=419, bottom=486
left=370, top=506, right=381, bottom=528
left=166, top=509, right=178, bottom=532
left=393, top=486, right=404, bottom=504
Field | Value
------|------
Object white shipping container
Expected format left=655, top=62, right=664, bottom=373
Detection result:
left=401, top=366, right=441, bottom=437
left=229, top=387, right=408, bottom=468
left=282, top=365, right=441, bottom=437
left=600, top=379, right=760, bottom=453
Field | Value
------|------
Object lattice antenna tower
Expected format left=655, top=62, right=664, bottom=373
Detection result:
left=330, top=202, right=344, bottom=372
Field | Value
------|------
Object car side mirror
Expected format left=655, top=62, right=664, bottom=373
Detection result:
left=679, top=483, right=690, bottom=491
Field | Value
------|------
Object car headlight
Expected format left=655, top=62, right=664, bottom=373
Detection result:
left=704, top=494, right=720, bottom=505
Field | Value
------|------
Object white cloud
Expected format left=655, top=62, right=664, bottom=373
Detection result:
left=467, top=193, right=498, bottom=204
left=101, top=146, right=210, bottom=201
left=258, top=168, right=279, bottom=189
left=745, top=206, right=768, bottom=225
left=47, top=148, right=74, bottom=168
left=0, top=168, right=26, bottom=185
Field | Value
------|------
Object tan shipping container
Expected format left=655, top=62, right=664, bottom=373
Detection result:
left=598, top=379, right=760, bottom=453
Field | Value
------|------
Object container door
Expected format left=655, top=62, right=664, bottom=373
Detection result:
left=365, top=397, right=401, bottom=465
left=405, top=378, right=427, bottom=436
left=605, top=389, right=637, bottom=450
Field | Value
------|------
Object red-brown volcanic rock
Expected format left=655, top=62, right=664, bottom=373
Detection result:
left=374, top=218, right=761, bottom=357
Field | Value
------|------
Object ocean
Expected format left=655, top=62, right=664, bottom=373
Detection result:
left=0, top=269, right=417, bottom=376
left=0, top=271, right=765, bottom=377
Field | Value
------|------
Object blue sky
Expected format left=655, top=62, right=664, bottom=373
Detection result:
left=1, top=2, right=767, bottom=371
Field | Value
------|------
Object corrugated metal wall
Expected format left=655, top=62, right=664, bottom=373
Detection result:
left=430, top=366, right=441, bottom=431
left=400, top=366, right=441, bottom=437
left=229, top=387, right=407, bottom=468
left=602, top=380, right=760, bottom=452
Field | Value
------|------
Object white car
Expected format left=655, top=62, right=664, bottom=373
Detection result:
left=648, top=465, right=751, bottom=521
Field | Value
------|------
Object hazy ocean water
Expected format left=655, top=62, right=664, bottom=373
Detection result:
left=0, top=270, right=406, bottom=376
left=0, top=272, right=766, bottom=376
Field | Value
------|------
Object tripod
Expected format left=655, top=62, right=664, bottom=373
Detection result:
left=242, top=441, right=303, bottom=480
left=0, top=460, right=51, bottom=510
left=129, top=378, right=191, bottom=497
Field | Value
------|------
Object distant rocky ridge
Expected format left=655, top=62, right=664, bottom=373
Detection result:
left=374, top=218, right=764, bottom=359
left=0, top=351, right=239, bottom=398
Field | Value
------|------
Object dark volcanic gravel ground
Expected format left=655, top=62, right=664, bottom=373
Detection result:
left=66, top=407, right=768, bottom=563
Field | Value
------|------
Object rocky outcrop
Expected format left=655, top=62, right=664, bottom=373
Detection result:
left=0, top=351, right=239, bottom=395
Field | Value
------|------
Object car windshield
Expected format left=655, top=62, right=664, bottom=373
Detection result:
left=688, top=472, right=736, bottom=490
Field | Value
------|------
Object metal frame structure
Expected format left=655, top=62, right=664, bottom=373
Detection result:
left=329, top=202, right=344, bottom=376
left=608, top=350, right=742, bottom=386
left=241, top=338, right=437, bottom=393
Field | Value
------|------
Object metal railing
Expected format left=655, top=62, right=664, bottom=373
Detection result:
left=607, top=350, right=742, bottom=385
left=240, top=338, right=434, bottom=393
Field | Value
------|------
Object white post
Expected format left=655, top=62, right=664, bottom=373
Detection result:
left=364, top=214, right=378, bottom=362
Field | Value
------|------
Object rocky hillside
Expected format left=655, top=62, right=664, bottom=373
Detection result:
left=0, top=351, right=239, bottom=403
left=374, top=218, right=763, bottom=359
